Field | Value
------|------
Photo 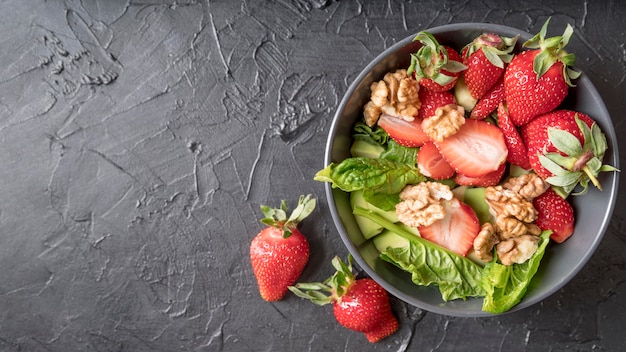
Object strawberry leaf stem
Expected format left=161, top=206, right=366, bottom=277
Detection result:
left=288, top=255, right=356, bottom=305
left=260, top=194, right=316, bottom=238
left=523, top=17, right=579, bottom=86
left=539, top=114, right=619, bottom=196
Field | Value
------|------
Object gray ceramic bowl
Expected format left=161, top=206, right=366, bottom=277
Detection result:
left=323, top=23, right=620, bottom=317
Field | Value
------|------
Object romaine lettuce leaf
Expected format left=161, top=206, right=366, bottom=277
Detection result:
left=481, top=231, right=552, bottom=313
left=381, top=243, right=486, bottom=301
left=353, top=206, right=486, bottom=301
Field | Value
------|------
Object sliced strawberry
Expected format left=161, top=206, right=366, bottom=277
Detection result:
left=469, top=79, right=505, bottom=120
left=418, top=197, right=480, bottom=256
left=533, top=188, right=575, bottom=243
left=417, top=88, right=456, bottom=120
left=496, top=102, right=531, bottom=169
left=417, top=142, right=455, bottom=180
left=454, top=162, right=505, bottom=187
left=377, top=114, right=430, bottom=147
left=435, top=119, right=508, bottom=177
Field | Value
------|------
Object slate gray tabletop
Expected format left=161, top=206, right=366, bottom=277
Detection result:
left=0, top=0, right=624, bottom=351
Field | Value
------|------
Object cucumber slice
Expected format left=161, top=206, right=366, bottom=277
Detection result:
left=372, top=230, right=410, bottom=253
left=350, top=139, right=385, bottom=159
left=350, top=190, right=399, bottom=239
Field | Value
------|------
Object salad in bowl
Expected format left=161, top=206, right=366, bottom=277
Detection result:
left=315, top=21, right=619, bottom=316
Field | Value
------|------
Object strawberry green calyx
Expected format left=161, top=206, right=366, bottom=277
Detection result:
left=288, top=255, right=356, bottom=305
left=408, top=31, right=467, bottom=86
left=260, top=194, right=316, bottom=238
left=463, top=33, right=519, bottom=69
left=539, top=115, right=619, bottom=197
left=523, top=17, right=581, bottom=86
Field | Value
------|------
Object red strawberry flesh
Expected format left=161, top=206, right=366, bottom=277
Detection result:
left=417, top=142, right=455, bottom=180
left=378, top=114, right=431, bottom=147
left=435, top=119, right=508, bottom=177
left=418, top=197, right=480, bottom=256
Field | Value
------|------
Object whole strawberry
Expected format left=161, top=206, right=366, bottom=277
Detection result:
left=408, top=31, right=466, bottom=92
left=521, top=110, right=618, bottom=197
left=470, top=78, right=505, bottom=120
left=417, top=87, right=456, bottom=119
left=289, top=255, right=399, bottom=343
left=504, top=18, right=580, bottom=126
left=533, top=187, right=575, bottom=243
left=462, top=33, right=517, bottom=100
left=250, top=195, right=316, bottom=301
left=496, top=101, right=531, bottom=169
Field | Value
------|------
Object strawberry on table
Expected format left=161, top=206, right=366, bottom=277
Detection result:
left=533, top=187, right=575, bottom=243
left=377, top=113, right=431, bottom=147
left=504, top=18, right=580, bottom=126
left=462, top=32, right=517, bottom=100
left=521, top=109, right=618, bottom=197
left=435, top=118, right=508, bottom=177
left=250, top=195, right=316, bottom=301
left=289, top=255, right=399, bottom=343
left=418, top=197, right=480, bottom=256
left=408, top=31, right=467, bottom=92
left=496, top=102, right=531, bottom=169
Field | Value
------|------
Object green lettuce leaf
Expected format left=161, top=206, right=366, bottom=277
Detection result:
left=381, top=243, right=486, bottom=301
left=481, top=231, right=552, bottom=313
left=353, top=206, right=486, bottom=301
left=352, top=121, right=389, bottom=146
left=314, top=157, right=425, bottom=195
left=379, top=140, right=418, bottom=166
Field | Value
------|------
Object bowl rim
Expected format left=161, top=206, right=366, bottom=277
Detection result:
left=323, top=22, right=620, bottom=317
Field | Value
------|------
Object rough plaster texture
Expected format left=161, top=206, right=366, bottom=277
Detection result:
left=0, top=0, right=624, bottom=351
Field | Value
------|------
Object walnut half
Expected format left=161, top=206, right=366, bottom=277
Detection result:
left=395, top=182, right=453, bottom=228
left=496, top=235, right=540, bottom=266
left=421, top=104, right=466, bottom=142
left=472, top=173, right=550, bottom=265
left=474, top=223, right=500, bottom=262
left=363, top=69, right=421, bottom=126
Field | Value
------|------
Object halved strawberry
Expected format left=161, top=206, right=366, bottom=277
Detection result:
left=533, top=188, right=575, bottom=243
left=417, top=142, right=455, bottom=180
left=435, top=119, right=508, bottom=177
left=496, top=102, right=531, bottom=169
left=418, top=197, right=480, bottom=256
left=454, top=163, right=506, bottom=187
left=469, top=79, right=505, bottom=120
left=417, top=88, right=456, bottom=120
left=377, top=114, right=430, bottom=147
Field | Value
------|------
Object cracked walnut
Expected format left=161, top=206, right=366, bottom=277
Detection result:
left=363, top=69, right=421, bottom=126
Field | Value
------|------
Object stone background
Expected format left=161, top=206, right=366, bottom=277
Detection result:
left=0, top=0, right=624, bottom=351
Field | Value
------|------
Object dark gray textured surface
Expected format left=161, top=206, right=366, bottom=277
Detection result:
left=0, top=0, right=624, bottom=351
